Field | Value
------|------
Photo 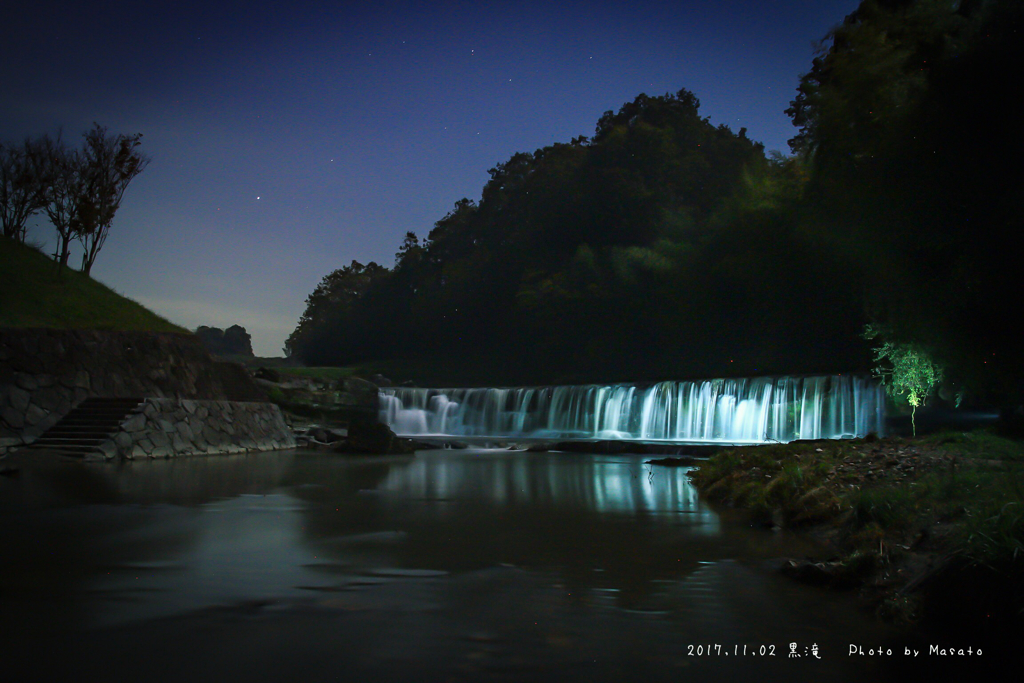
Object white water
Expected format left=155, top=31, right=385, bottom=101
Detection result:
left=379, top=375, right=885, bottom=443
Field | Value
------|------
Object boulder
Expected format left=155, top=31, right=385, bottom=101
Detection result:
left=254, top=367, right=281, bottom=382
left=342, top=377, right=380, bottom=408
left=334, top=421, right=414, bottom=455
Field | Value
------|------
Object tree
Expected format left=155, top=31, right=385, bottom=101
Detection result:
left=76, top=124, right=149, bottom=274
left=0, top=136, right=49, bottom=242
left=285, top=260, right=389, bottom=360
left=38, top=133, right=90, bottom=269
left=788, top=0, right=1024, bottom=401
left=394, top=231, right=422, bottom=271
left=196, top=325, right=254, bottom=356
left=864, top=324, right=943, bottom=436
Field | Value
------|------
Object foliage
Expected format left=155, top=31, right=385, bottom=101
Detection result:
left=75, top=124, right=149, bottom=275
left=284, top=260, right=388, bottom=359
left=0, top=236, right=187, bottom=333
left=38, top=132, right=88, bottom=269
left=863, top=324, right=943, bottom=435
left=288, top=1, right=1023, bottom=400
left=288, top=89, right=869, bottom=383
left=0, top=136, right=49, bottom=242
left=789, top=0, right=1024, bottom=402
left=195, top=325, right=254, bottom=357
left=1, top=124, right=148, bottom=274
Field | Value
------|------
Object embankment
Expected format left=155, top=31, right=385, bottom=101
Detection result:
left=0, top=328, right=293, bottom=457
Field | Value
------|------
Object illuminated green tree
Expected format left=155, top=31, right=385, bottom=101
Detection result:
left=864, top=324, right=943, bottom=436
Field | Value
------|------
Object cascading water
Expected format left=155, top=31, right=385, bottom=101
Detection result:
left=379, top=375, right=885, bottom=443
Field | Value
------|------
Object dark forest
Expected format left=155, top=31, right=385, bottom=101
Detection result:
left=287, top=0, right=1023, bottom=408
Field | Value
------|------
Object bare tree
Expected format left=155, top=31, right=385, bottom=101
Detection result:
left=0, top=136, right=49, bottom=242
left=76, top=124, right=149, bottom=274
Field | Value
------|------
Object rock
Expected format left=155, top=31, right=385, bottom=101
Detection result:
left=334, top=421, right=414, bottom=455
left=9, top=386, right=31, bottom=412
left=122, top=413, right=147, bottom=432
left=343, top=377, right=381, bottom=407
left=24, top=404, right=48, bottom=425
left=175, top=422, right=194, bottom=441
left=31, top=387, right=63, bottom=413
left=254, top=367, right=281, bottom=382
left=14, top=373, right=38, bottom=391
left=780, top=559, right=858, bottom=588
left=408, top=439, right=444, bottom=451
left=645, top=457, right=701, bottom=467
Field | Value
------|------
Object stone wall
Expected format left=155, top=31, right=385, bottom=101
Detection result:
left=0, top=328, right=269, bottom=455
left=96, top=398, right=295, bottom=460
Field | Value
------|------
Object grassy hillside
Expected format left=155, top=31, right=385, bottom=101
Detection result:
left=0, top=237, right=189, bottom=333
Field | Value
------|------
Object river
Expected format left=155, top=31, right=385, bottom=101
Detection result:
left=0, top=448, right=973, bottom=681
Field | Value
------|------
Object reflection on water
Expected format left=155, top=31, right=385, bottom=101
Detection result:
left=378, top=450, right=713, bottom=519
left=1, top=448, right=922, bottom=681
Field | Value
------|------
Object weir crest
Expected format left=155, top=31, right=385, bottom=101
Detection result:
left=379, top=375, right=885, bottom=443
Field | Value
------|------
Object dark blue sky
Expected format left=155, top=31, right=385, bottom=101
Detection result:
left=1, top=0, right=858, bottom=355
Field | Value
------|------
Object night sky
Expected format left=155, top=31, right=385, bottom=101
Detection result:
left=2, top=0, right=858, bottom=356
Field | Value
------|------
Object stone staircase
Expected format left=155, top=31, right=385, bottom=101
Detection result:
left=21, top=397, right=144, bottom=457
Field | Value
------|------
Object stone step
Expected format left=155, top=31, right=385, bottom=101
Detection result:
left=43, top=423, right=121, bottom=432
left=60, top=412, right=138, bottom=419
left=31, top=435, right=108, bottom=445
left=26, top=445, right=104, bottom=455
left=58, top=418, right=133, bottom=426
left=33, top=432, right=109, bottom=444
left=21, top=398, right=146, bottom=458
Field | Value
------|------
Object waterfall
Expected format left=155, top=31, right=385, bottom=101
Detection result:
left=379, top=375, right=885, bottom=443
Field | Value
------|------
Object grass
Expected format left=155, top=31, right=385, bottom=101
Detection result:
left=694, top=439, right=857, bottom=523
left=0, top=237, right=188, bottom=333
left=920, top=429, right=1024, bottom=461
left=277, top=366, right=359, bottom=381
left=690, top=430, right=1024, bottom=618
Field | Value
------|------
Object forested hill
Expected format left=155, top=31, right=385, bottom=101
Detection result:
left=287, top=89, right=869, bottom=385
left=289, top=0, right=1024, bottom=403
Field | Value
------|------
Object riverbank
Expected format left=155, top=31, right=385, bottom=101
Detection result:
left=686, top=430, right=1024, bottom=638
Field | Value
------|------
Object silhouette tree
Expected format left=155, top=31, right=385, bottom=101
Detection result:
left=76, top=124, right=149, bottom=274
left=0, top=136, right=49, bottom=242
left=38, top=133, right=89, bottom=269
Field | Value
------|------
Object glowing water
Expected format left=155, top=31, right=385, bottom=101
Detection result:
left=380, top=375, right=885, bottom=443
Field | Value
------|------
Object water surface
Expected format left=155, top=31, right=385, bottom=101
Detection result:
left=1, top=449, right=938, bottom=681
